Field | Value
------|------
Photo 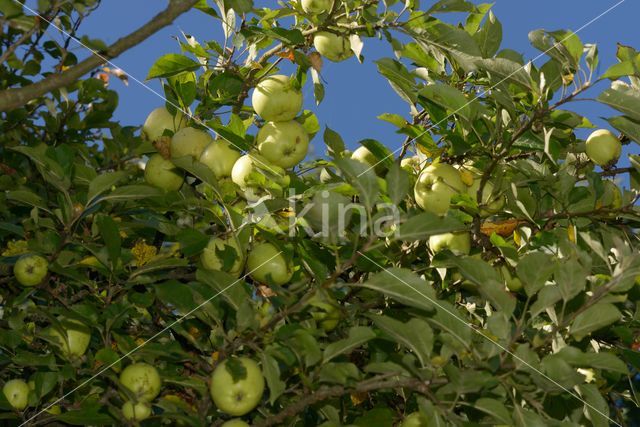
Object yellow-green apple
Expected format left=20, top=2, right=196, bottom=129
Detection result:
left=351, top=146, right=381, bottom=172
left=251, top=75, right=303, bottom=122
left=3, top=379, right=30, bottom=410
left=303, top=190, right=352, bottom=236
left=122, top=401, right=152, bottom=422
left=256, top=120, right=310, bottom=169
left=429, top=232, right=471, bottom=255
left=200, top=140, right=242, bottom=178
left=414, top=163, right=464, bottom=215
left=119, top=363, right=162, bottom=402
left=246, top=242, right=293, bottom=286
left=144, top=154, right=184, bottom=191
left=221, top=420, right=250, bottom=427
left=14, top=254, right=48, bottom=287
left=231, top=154, right=290, bottom=201
left=44, top=318, right=91, bottom=358
left=313, top=32, right=352, bottom=62
left=201, top=237, right=245, bottom=277
left=142, top=107, right=185, bottom=142
left=400, top=411, right=429, bottom=427
left=585, top=129, right=621, bottom=166
left=301, top=0, right=333, bottom=14
left=210, top=357, right=265, bottom=416
left=170, top=127, right=212, bottom=160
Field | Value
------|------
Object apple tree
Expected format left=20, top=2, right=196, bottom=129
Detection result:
left=1, top=0, right=640, bottom=426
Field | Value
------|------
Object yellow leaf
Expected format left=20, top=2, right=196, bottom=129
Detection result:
left=350, top=391, right=367, bottom=406
left=132, top=240, right=157, bottom=267
left=567, top=224, right=576, bottom=243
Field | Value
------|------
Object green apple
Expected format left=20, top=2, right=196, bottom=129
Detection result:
left=598, top=180, right=622, bottom=209
left=145, top=154, right=184, bottom=192
left=119, top=363, right=162, bottom=402
left=210, top=357, right=265, bottom=416
left=500, top=266, right=523, bottom=292
left=400, top=411, right=429, bottom=427
left=466, top=178, right=504, bottom=214
left=429, top=232, right=471, bottom=255
left=3, top=379, right=30, bottom=410
left=246, top=242, right=293, bottom=286
left=309, top=291, right=341, bottom=332
left=221, top=420, right=250, bottom=427
left=585, top=129, right=621, bottom=166
left=313, top=31, right=352, bottom=62
left=200, top=140, right=242, bottom=178
left=44, top=318, right=91, bottom=358
left=142, top=107, right=185, bottom=142
left=14, top=254, right=48, bottom=287
left=303, top=190, right=353, bottom=236
left=400, top=156, right=421, bottom=174
left=251, top=75, right=303, bottom=122
left=256, top=120, right=310, bottom=169
left=414, top=163, right=464, bottom=215
left=301, top=0, right=333, bottom=14
left=201, top=237, right=245, bottom=277
left=170, top=127, right=212, bottom=160
left=351, top=146, right=381, bottom=172
left=231, top=154, right=290, bottom=201
left=122, top=401, right=152, bottom=422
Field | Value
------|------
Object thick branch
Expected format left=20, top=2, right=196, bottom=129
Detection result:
left=253, top=376, right=433, bottom=427
left=0, top=0, right=199, bottom=112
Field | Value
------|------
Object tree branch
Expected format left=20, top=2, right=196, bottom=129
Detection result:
left=0, top=0, right=199, bottom=112
left=252, top=376, right=434, bottom=427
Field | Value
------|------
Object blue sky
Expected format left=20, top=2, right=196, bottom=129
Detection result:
left=74, top=1, right=639, bottom=166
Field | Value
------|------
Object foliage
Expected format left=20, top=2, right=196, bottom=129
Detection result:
left=1, top=0, right=640, bottom=426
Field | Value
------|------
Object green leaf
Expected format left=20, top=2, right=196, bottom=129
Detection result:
left=323, top=326, right=376, bottom=363
left=420, top=83, right=477, bottom=121
left=146, top=54, right=201, bottom=79
left=453, top=257, right=515, bottom=315
left=477, top=58, right=533, bottom=90
left=516, top=252, right=555, bottom=296
left=369, top=314, right=433, bottom=366
left=578, top=384, right=610, bottom=427
left=608, top=115, right=640, bottom=145
left=555, top=257, right=589, bottom=302
left=99, top=185, right=164, bottom=203
left=570, top=303, right=622, bottom=341
left=6, top=190, right=49, bottom=211
left=375, top=58, right=418, bottom=105
left=260, top=352, right=285, bottom=405
left=385, top=162, right=409, bottom=205
left=323, top=126, right=345, bottom=156
left=171, top=156, right=218, bottom=188
left=395, top=212, right=465, bottom=241
left=96, top=215, right=121, bottom=267
left=318, top=362, right=362, bottom=385
left=474, top=10, right=502, bottom=58
left=353, top=407, right=395, bottom=427
left=359, top=139, right=394, bottom=171
left=598, top=85, right=640, bottom=122
left=427, top=0, right=475, bottom=14
left=87, top=171, right=128, bottom=202
left=334, top=158, right=379, bottom=211
left=359, top=268, right=437, bottom=312
left=474, top=398, right=511, bottom=424
left=195, top=269, right=251, bottom=311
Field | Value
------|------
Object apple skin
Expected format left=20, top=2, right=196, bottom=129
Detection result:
left=221, top=420, right=250, bottom=427
left=251, top=75, right=303, bottom=122
left=122, top=401, right=152, bottom=422
left=301, top=0, right=333, bottom=14
left=466, top=178, right=504, bottom=214
left=14, top=254, right=48, bottom=287
left=313, top=31, right=352, bottom=62
left=200, top=140, right=242, bottom=178
left=429, top=232, right=471, bottom=255
left=400, top=411, right=429, bottom=427
left=246, top=242, right=293, bottom=286
left=44, top=318, right=91, bottom=358
left=144, top=154, right=184, bottom=192
left=304, top=190, right=353, bottom=236
left=585, top=129, right=621, bottom=166
left=256, top=120, right=310, bottom=169
left=119, top=363, right=162, bottom=402
left=210, top=357, right=265, bottom=416
left=414, top=163, right=464, bottom=215
left=142, top=107, right=185, bottom=142
left=309, top=291, right=341, bottom=332
left=170, top=127, right=213, bottom=160
left=598, top=180, right=622, bottom=209
left=201, top=237, right=245, bottom=277
left=351, top=146, right=384, bottom=174
left=3, top=379, right=30, bottom=411
left=231, top=154, right=290, bottom=201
